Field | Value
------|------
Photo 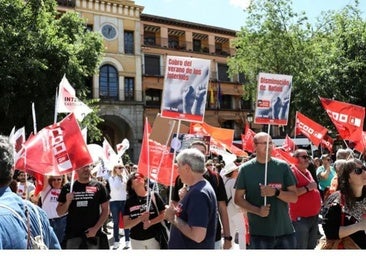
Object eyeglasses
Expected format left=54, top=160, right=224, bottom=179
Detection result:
left=354, top=166, right=366, bottom=175
left=255, top=142, right=273, bottom=145
left=297, top=155, right=310, bottom=160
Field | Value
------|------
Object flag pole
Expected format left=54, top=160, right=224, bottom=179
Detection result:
left=168, top=119, right=181, bottom=205
left=146, top=118, right=176, bottom=210
left=263, top=124, right=271, bottom=206
left=145, top=117, right=151, bottom=210
left=32, top=102, right=37, bottom=134
left=54, top=87, right=58, bottom=124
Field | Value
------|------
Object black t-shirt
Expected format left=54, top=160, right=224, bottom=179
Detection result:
left=172, top=170, right=228, bottom=241
left=58, top=180, right=110, bottom=238
left=124, top=192, right=166, bottom=240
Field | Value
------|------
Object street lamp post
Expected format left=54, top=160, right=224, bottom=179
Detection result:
left=246, top=113, right=253, bottom=130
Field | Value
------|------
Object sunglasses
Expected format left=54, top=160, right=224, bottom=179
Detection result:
left=116, top=166, right=124, bottom=169
left=298, top=155, right=310, bottom=160
left=255, top=142, right=273, bottom=145
left=52, top=178, right=63, bottom=182
left=133, top=174, right=144, bottom=180
left=354, top=166, right=366, bottom=175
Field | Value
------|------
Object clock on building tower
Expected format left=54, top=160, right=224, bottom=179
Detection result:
left=101, top=24, right=117, bottom=40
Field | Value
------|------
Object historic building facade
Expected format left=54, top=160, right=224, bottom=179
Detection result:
left=57, top=0, right=257, bottom=162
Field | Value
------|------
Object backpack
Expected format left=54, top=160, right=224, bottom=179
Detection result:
left=0, top=202, right=48, bottom=249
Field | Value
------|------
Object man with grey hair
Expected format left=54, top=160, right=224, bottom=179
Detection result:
left=0, top=135, right=60, bottom=249
left=165, top=148, right=217, bottom=249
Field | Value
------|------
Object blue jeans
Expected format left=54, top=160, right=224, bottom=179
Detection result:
left=110, top=200, right=130, bottom=243
left=49, top=215, right=67, bottom=244
left=292, top=215, right=319, bottom=249
left=249, top=233, right=296, bottom=249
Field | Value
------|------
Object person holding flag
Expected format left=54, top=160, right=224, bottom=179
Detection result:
left=56, top=164, right=110, bottom=249
left=234, top=132, right=298, bottom=249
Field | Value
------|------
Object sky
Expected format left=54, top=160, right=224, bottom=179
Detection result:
left=135, top=0, right=366, bottom=31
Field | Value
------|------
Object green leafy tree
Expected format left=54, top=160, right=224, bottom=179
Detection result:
left=228, top=0, right=313, bottom=133
left=229, top=0, right=366, bottom=135
left=0, top=0, right=104, bottom=141
left=306, top=2, right=366, bottom=131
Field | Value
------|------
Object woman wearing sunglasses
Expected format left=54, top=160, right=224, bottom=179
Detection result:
left=123, top=172, right=166, bottom=249
left=107, top=164, right=130, bottom=249
left=320, top=158, right=366, bottom=249
left=39, top=175, right=68, bottom=244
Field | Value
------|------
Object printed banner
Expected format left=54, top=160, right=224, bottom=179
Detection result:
left=161, top=56, right=210, bottom=122
left=254, top=73, right=292, bottom=125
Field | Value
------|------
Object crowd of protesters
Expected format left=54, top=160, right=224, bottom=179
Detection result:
left=1, top=131, right=366, bottom=250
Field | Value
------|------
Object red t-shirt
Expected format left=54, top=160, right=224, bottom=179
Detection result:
left=289, top=165, right=322, bottom=221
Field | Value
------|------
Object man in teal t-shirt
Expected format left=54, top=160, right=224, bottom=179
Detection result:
left=234, top=132, right=298, bottom=249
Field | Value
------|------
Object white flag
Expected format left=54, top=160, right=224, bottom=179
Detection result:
left=116, top=138, right=130, bottom=158
left=9, top=126, right=26, bottom=165
left=57, top=75, right=92, bottom=121
left=103, top=138, right=117, bottom=162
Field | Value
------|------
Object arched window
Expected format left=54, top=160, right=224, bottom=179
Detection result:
left=99, top=65, right=118, bottom=100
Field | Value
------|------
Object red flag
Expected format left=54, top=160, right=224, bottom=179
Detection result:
left=15, top=113, right=93, bottom=176
left=320, top=97, right=365, bottom=141
left=271, top=147, right=297, bottom=165
left=320, top=134, right=334, bottom=153
left=354, top=131, right=366, bottom=153
left=241, top=128, right=256, bottom=153
left=229, top=144, right=248, bottom=158
left=138, top=118, right=178, bottom=186
left=282, top=135, right=296, bottom=152
left=190, top=122, right=234, bottom=148
left=296, top=111, right=328, bottom=147
left=33, top=173, right=44, bottom=197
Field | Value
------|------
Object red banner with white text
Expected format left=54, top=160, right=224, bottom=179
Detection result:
left=295, top=111, right=328, bottom=147
left=320, top=97, right=364, bottom=142
left=15, top=113, right=93, bottom=176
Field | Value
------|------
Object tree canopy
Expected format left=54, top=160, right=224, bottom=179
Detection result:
left=228, top=0, right=366, bottom=135
left=0, top=0, right=104, bottom=140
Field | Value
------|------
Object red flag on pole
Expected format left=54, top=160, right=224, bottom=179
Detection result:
left=320, top=134, right=334, bottom=153
left=354, top=131, right=366, bottom=154
left=15, top=113, right=93, bottom=176
left=282, top=135, right=296, bottom=152
left=138, top=118, right=178, bottom=186
left=271, top=147, right=297, bottom=165
left=296, top=111, right=328, bottom=147
left=320, top=97, right=365, bottom=142
left=241, top=128, right=256, bottom=153
left=190, top=122, right=234, bottom=148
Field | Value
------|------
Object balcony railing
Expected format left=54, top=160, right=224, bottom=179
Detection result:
left=141, top=36, right=233, bottom=57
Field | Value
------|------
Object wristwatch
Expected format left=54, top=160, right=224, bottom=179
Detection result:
left=223, top=236, right=233, bottom=241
